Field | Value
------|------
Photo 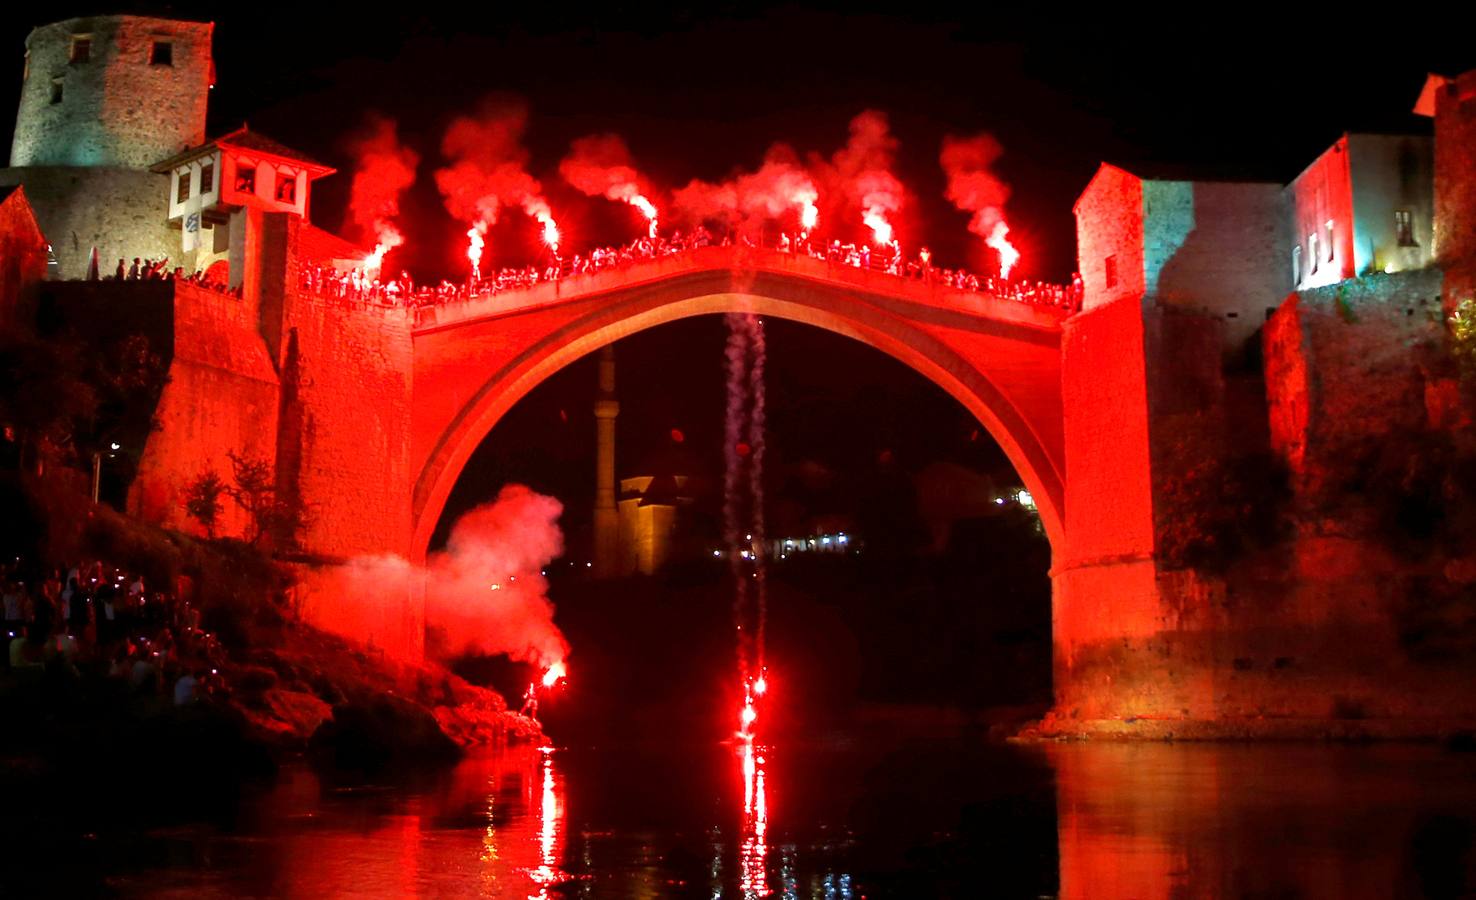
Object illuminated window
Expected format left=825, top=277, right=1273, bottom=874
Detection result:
left=1104, top=254, right=1118, bottom=289
left=234, top=161, right=256, bottom=193
left=176, top=170, right=191, bottom=203
left=1292, top=245, right=1302, bottom=285
left=1395, top=209, right=1416, bottom=247
left=150, top=41, right=173, bottom=66
left=1325, top=220, right=1335, bottom=262
left=49, top=78, right=63, bottom=105
left=199, top=161, right=214, bottom=194
left=69, top=35, right=91, bottom=64
left=1308, top=233, right=1319, bottom=273
left=275, top=172, right=296, bottom=203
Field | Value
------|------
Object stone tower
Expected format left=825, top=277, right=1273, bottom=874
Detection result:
left=0, top=15, right=213, bottom=278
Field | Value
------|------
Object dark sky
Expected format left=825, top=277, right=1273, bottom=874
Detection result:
left=5, top=6, right=1472, bottom=280
left=6, top=7, right=1472, bottom=540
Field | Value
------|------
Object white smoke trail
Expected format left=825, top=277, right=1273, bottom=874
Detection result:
left=723, top=313, right=753, bottom=682
left=744, top=315, right=768, bottom=673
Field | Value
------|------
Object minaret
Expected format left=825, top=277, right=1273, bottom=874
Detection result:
left=593, top=344, right=620, bottom=577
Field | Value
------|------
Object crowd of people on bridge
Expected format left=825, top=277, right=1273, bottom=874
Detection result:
left=297, top=226, right=1085, bottom=314
left=3, top=556, right=225, bottom=707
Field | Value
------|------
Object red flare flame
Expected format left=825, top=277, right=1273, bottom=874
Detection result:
left=629, top=195, right=659, bottom=238
left=864, top=208, right=893, bottom=245
left=466, top=222, right=487, bottom=277
left=986, top=221, right=1020, bottom=279
left=542, top=660, right=567, bottom=688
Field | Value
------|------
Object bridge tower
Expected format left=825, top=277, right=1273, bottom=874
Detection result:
left=0, top=15, right=213, bottom=278
left=593, top=345, right=621, bottom=577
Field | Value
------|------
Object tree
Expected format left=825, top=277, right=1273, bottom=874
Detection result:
left=226, top=451, right=305, bottom=548
left=183, top=469, right=227, bottom=538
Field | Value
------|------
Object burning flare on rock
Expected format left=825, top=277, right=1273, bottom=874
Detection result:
left=542, top=660, right=567, bottom=688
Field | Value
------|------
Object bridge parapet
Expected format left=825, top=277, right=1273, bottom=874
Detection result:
left=407, top=245, right=1080, bottom=332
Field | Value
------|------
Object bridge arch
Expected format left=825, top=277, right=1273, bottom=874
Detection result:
left=409, top=262, right=1066, bottom=560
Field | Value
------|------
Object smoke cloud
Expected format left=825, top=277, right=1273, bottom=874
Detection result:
left=939, top=133, right=1011, bottom=238
left=433, top=96, right=554, bottom=233
left=671, top=145, right=818, bottom=237
left=812, top=110, right=906, bottom=242
left=321, top=484, right=569, bottom=668
left=345, top=113, right=420, bottom=258
left=940, top=133, right=1018, bottom=276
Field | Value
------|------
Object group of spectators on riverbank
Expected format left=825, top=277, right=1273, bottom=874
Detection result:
left=2, top=557, right=225, bottom=707
left=297, top=226, right=1085, bottom=313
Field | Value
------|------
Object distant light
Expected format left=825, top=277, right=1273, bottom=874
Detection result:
left=1016, top=489, right=1035, bottom=508
left=838, top=535, right=848, bottom=544
left=1384, top=263, right=1395, bottom=274
left=586, top=562, right=592, bottom=568
left=713, top=550, right=721, bottom=557
left=995, top=497, right=1006, bottom=505
left=746, top=534, right=753, bottom=541
left=821, top=537, right=830, bottom=545
left=109, top=442, right=120, bottom=451
left=490, top=583, right=500, bottom=591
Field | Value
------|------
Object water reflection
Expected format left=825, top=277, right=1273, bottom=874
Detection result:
left=739, top=742, right=769, bottom=898
left=71, top=737, right=1476, bottom=898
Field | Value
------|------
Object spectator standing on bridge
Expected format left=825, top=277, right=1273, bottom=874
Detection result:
left=127, top=258, right=141, bottom=280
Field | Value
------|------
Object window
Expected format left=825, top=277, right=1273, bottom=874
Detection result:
left=176, top=170, right=191, bottom=203
left=199, top=161, right=214, bottom=194
left=49, top=78, right=63, bottom=105
left=234, top=161, right=256, bottom=193
left=1292, top=244, right=1302, bottom=286
left=275, top=172, right=296, bottom=203
left=1325, top=220, right=1335, bottom=262
left=1395, top=209, right=1416, bottom=247
left=69, top=35, right=91, bottom=64
left=150, top=41, right=173, bottom=66
left=1308, top=233, right=1319, bottom=273
left=1104, top=254, right=1118, bottom=289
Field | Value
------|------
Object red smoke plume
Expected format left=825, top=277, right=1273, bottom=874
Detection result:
left=671, top=145, right=819, bottom=238
left=346, top=113, right=420, bottom=271
left=812, top=110, right=906, bottom=245
left=940, top=133, right=1018, bottom=277
left=559, top=134, right=659, bottom=237
left=433, top=97, right=559, bottom=254
left=326, top=485, right=569, bottom=669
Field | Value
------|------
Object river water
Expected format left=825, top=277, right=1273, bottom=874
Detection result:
left=24, top=729, right=1476, bottom=898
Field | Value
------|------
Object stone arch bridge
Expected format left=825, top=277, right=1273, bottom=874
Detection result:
left=111, top=213, right=1236, bottom=730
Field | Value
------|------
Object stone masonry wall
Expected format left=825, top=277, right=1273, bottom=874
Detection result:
left=0, top=165, right=174, bottom=279
left=128, top=280, right=279, bottom=539
left=10, top=16, right=211, bottom=169
left=1074, top=165, right=1145, bottom=311
left=1435, top=71, right=1476, bottom=310
left=265, top=215, right=416, bottom=561
left=1146, top=180, right=1289, bottom=350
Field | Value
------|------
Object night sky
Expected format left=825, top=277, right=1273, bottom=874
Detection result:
left=5, top=7, right=1473, bottom=543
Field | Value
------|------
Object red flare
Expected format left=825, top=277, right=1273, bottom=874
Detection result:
left=864, top=208, right=893, bottom=245
left=542, top=660, right=567, bottom=688
left=466, top=222, right=487, bottom=278
left=986, top=221, right=1020, bottom=279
